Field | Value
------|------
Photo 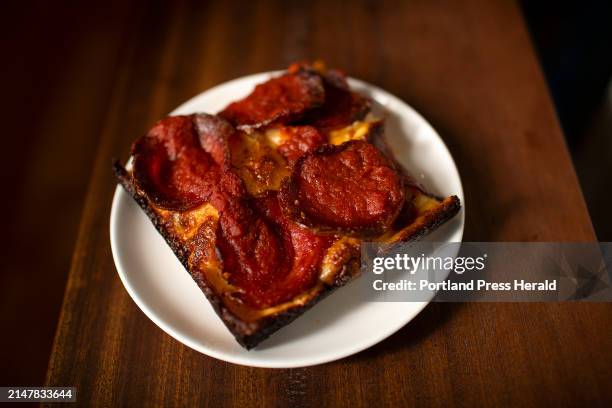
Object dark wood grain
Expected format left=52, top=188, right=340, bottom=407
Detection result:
left=44, top=0, right=612, bottom=406
left=0, top=0, right=142, bottom=386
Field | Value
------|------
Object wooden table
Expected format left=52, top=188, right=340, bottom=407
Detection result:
left=45, top=0, right=612, bottom=406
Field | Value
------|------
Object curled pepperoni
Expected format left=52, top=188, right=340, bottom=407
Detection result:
left=131, top=114, right=236, bottom=211
left=219, top=70, right=324, bottom=131
left=219, top=192, right=333, bottom=308
left=300, top=68, right=371, bottom=131
left=193, top=113, right=234, bottom=166
left=276, top=125, right=327, bottom=164
left=210, top=189, right=334, bottom=309
left=132, top=115, right=223, bottom=211
left=279, top=140, right=405, bottom=236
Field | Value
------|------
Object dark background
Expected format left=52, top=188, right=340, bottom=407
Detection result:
left=523, top=1, right=612, bottom=241
left=1, top=0, right=610, bottom=388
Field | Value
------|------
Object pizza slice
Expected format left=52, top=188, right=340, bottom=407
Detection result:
left=114, top=63, right=460, bottom=349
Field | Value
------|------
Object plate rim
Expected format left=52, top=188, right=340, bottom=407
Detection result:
left=109, top=71, right=465, bottom=368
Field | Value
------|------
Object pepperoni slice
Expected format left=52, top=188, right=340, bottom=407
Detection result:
left=219, top=70, right=324, bottom=131
left=279, top=140, right=405, bottom=236
left=219, top=192, right=333, bottom=308
left=131, top=114, right=237, bottom=211
left=276, top=125, right=327, bottom=163
left=193, top=113, right=234, bottom=166
left=300, top=69, right=371, bottom=131
left=132, top=115, right=223, bottom=211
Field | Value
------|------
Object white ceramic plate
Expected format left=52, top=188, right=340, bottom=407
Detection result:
left=110, top=72, right=465, bottom=368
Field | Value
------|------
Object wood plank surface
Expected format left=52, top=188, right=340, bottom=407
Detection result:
left=0, top=0, right=143, bottom=386
left=44, top=0, right=612, bottom=406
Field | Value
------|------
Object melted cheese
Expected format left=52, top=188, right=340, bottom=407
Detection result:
left=328, top=120, right=377, bottom=145
left=413, top=191, right=440, bottom=213
left=320, top=237, right=361, bottom=284
left=264, top=127, right=285, bottom=147
left=231, top=132, right=289, bottom=195
left=167, top=203, right=218, bottom=240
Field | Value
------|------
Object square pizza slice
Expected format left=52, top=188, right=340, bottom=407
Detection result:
left=114, top=63, right=460, bottom=348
